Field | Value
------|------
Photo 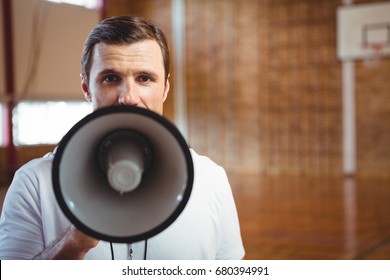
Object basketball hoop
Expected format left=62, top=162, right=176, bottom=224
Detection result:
left=362, top=42, right=385, bottom=62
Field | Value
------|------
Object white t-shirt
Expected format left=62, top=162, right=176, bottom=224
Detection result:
left=0, top=149, right=245, bottom=260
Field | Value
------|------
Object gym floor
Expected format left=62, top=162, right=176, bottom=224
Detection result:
left=232, top=175, right=390, bottom=260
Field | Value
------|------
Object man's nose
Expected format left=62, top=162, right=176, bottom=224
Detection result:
left=118, top=82, right=140, bottom=106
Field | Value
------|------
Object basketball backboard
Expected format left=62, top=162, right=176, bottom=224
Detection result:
left=337, top=2, right=390, bottom=61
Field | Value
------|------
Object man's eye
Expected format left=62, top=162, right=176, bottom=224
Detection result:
left=104, top=75, right=120, bottom=82
left=138, top=75, right=151, bottom=83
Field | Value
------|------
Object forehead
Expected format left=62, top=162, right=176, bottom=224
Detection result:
left=90, top=40, right=164, bottom=74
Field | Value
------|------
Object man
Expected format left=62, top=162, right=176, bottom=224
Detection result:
left=0, top=16, right=245, bottom=260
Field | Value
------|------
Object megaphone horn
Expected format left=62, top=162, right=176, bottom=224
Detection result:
left=52, top=105, right=194, bottom=243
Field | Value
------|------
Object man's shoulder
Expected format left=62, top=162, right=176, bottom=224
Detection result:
left=16, top=150, right=55, bottom=176
left=190, top=148, right=222, bottom=169
left=189, top=148, right=228, bottom=186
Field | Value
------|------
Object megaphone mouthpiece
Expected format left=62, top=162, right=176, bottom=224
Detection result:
left=97, top=129, right=152, bottom=194
left=107, top=158, right=142, bottom=195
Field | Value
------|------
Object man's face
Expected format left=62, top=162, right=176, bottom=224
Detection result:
left=81, top=40, right=169, bottom=115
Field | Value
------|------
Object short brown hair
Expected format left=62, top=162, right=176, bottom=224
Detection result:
left=81, top=16, right=170, bottom=83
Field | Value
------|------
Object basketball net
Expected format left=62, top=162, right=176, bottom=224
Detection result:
left=362, top=42, right=384, bottom=65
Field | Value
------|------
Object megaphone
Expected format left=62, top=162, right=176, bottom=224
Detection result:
left=52, top=105, right=193, bottom=243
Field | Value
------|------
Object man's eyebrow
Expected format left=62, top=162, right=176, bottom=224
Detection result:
left=96, top=68, right=120, bottom=77
left=96, top=68, right=159, bottom=79
left=137, top=70, right=159, bottom=78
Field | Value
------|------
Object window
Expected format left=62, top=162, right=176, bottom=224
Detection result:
left=45, top=0, right=98, bottom=9
left=13, top=101, right=92, bottom=145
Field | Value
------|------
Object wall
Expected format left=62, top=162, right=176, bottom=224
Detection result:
left=0, top=0, right=99, bottom=101
left=104, top=0, right=390, bottom=178
left=356, top=58, right=390, bottom=177
left=2, top=0, right=389, bottom=186
left=185, top=0, right=342, bottom=176
left=0, top=1, right=5, bottom=97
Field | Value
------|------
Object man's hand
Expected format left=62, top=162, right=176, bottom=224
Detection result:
left=33, top=225, right=99, bottom=259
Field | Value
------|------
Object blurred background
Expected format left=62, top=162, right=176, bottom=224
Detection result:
left=1, top=0, right=389, bottom=259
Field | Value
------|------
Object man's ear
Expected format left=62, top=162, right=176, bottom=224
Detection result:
left=81, top=74, right=92, bottom=102
left=163, top=77, right=170, bottom=103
